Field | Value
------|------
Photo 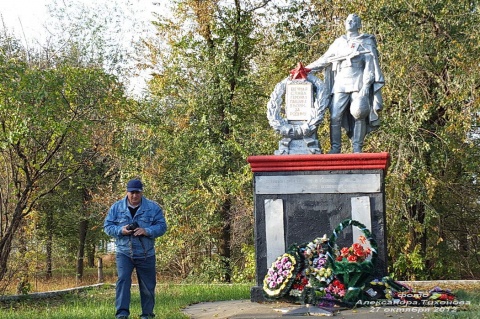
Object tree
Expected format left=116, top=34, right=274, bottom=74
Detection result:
left=138, top=0, right=275, bottom=281
left=0, top=0, right=147, bottom=286
left=0, top=40, right=126, bottom=283
left=0, top=0, right=478, bottom=288
left=369, top=0, right=480, bottom=279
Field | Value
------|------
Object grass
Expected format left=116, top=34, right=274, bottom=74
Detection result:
left=0, top=283, right=251, bottom=319
left=1, top=266, right=118, bottom=295
left=425, top=290, right=480, bottom=319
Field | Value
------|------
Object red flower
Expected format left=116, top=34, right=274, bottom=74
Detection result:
left=352, top=243, right=362, bottom=250
left=333, top=280, right=345, bottom=290
left=327, top=279, right=346, bottom=297
left=353, top=248, right=364, bottom=257
left=347, top=255, right=358, bottom=262
left=337, top=237, right=373, bottom=263
left=439, top=293, right=455, bottom=301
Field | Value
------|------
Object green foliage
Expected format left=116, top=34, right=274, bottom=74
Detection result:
left=183, top=255, right=229, bottom=283
left=1, top=0, right=480, bottom=286
left=141, top=0, right=480, bottom=282
left=370, top=0, right=480, bottom=279
left=391, top=245, right=427, bottom=280
left=232, top=244, right=256, bottom=283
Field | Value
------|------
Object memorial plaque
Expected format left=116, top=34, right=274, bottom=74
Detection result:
left=285, top=81, right=313, bottom=120
left=255, top=174, right=381, bottom=194
left=264, top=199, right=285, bottom=266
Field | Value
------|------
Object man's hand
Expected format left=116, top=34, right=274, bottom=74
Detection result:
left=121, top=225, right=148, bottom=236
left=121, top=225, right=134, bottom=235
left=132, top=227, right=148, bottom=236
left=359, top=85, right=371, bottom=97
left=361, top=72, right=375, bottom=96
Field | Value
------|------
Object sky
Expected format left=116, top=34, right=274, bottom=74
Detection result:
left=0, top=0, right=164, bottom=95
left=0, top=0, right=49, bottom=39
left=0, top=0, right=160, bottom=41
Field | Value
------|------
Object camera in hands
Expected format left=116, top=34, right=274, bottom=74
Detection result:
left=126, top=222, right=139, bottom=231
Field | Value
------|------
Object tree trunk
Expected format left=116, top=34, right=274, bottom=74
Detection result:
left=76, top=218, right=88, bottom=282
left=408, top=200, right=428, bottom=278
left=46, top=210, right=54, bottom=279
left=77, top=188, right=93, bottom=282
left=218, top=197, right=232, bottom=282
left=0, top=202, right=28, bottom=282
left=87, top=243, right=96, bottom=268
left=16, top=227, right=30, bottom=294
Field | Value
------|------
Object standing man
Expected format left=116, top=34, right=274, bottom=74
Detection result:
left=104, top=179, right=167, bottom=319
left=307, top=14, right=384, bottom=153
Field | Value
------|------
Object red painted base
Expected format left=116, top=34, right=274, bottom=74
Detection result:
left=247, top=152, right=390, bottom=172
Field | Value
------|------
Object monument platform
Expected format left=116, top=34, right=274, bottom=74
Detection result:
left=183, top=299, right=427, bottom=318
left=247, top=153, right=390, bottom=301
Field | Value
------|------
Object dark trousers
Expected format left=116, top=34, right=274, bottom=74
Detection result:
left=115, top=254, right=156, bottom=318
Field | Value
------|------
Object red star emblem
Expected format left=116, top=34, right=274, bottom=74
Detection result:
left=289, top=62, right=311, bottom=80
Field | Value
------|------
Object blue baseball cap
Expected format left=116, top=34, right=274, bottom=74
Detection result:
left=126, top=179, right=143, bottom=192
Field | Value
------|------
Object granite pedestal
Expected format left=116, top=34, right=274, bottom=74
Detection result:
left=247, top=152, right=390, bottom=301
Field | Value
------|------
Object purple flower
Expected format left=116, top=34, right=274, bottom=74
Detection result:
left=430, top=286, right=451, bottom=293
left=317, top=292, right=336, bottom=308
left=314, top=257, right=326, bottom=268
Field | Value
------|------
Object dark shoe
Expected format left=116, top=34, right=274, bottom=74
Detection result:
left=140, top=315, right=155, bottom=319
left=116, top=316, right=128, bottom=319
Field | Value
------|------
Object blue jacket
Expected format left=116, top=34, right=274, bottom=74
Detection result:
left=103, top=196, right=167, bottom=258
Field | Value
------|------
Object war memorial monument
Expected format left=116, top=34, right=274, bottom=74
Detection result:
left=247, top=13, right=390, bottom=303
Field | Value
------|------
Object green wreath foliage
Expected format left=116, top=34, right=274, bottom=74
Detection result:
left=327, top=219, right=378, bottom=303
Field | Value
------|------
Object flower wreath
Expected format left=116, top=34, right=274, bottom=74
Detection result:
left=263, top=246, right=300, bottom=298
left=327, top=219, right=378, bottom=304
left=263, top=219, right=459, bottom=308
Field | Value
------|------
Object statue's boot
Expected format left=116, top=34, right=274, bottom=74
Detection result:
left=352, top=119, right=367, bottom=153
left=328, top=124, right=342, bottom=154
